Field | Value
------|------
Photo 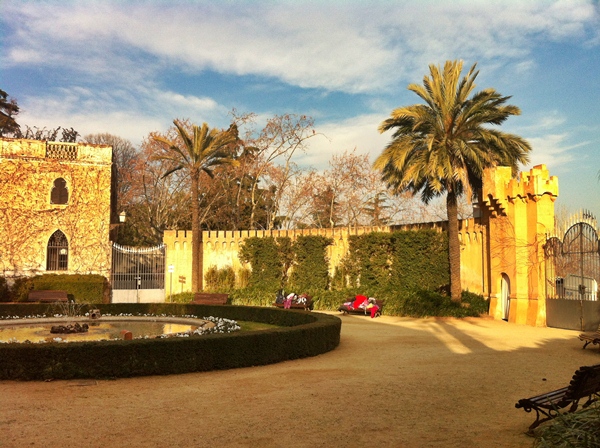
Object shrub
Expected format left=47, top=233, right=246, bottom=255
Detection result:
left=0, top=277, right=9, bottom=302
left=7, top=274, right=109, bottom=303
left=238, top=237, right=292, bottom=291
left=533, top=402, right=600, bottom=447
left=398, top=289, right=488, bottom=318
left=289, top=235, right=332, bottom=291
left=205, top=266, right=236, bottom=292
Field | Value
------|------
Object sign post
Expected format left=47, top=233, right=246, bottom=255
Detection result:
left=168, top=264, right=174, bottom=303
left=179, top=275, right=186, bottom=294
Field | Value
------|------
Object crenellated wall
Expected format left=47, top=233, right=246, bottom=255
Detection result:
left=163, top=164, right=558, bottom=326
left=482, top=164, right=558, bottom=326
left=163, top=226, right=392, bottom=297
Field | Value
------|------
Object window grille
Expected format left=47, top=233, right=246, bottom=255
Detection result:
left=47, top=230, right=68, bottom=271
left=50, top=178, right=69, bottom=204
left=46, top=143, right=78, bottom=160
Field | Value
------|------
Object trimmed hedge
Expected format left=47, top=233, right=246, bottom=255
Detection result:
left=0, top=303, right=341, bottom=381
left=6, top=274, right=109, bottom=303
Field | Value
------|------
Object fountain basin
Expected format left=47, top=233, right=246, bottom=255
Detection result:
left=0, top=303, right=341, bottom=380
left=0, top=316, right=210, bottom=343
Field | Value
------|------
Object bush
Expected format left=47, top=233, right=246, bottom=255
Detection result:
left=397, top=289, right=489, bottom=318
left=0, top=277, right=9, bottom=302
left=288, top=235, right=332, bottom=291
left=169, top=292, right=194, bottom=304
left=205, top=266, right=236, bottom=292
left=533, top=402, right=600, bottom=447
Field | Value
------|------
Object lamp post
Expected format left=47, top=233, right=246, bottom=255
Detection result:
left=168, top=264, right=174, bottom=303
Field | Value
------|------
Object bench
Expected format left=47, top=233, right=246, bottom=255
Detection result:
left=192, top=293, right=229, bottom=305
left=338, top=297, right=385, bottom=318
left=579, top=324, right=600, bottom=349
left=27, top=290, right=68, bottom=303
left=273, top=294, right=314, bottom=311
left=515, top=363, right=600, bottom=433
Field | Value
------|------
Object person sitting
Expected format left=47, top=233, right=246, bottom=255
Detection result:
left=365, top=297, right=380, bottom=318
left=284, top=293, right=297, bottom=309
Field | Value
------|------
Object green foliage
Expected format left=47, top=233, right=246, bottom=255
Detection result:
left=289, top=235, right=332, bottom=291
left=238, top=235, right=333, bottom=297
left=0, top=277, right=10, bottom=302
left=238, top=236, right=292, bottom=291
left=236, top=267, right=250, bottom=289
left=204, top=265, right=236, bottom=292
left=230, top=288, right=274, bottom=307
left=396, top=290, right=489, bottom=318
left=340, top=230, right=449, bottom=295
left=169, top=292, right=194, bottom=304
left=226, top=229, right=490, bottom=319
left=533, top=402, right=600, bottom=448
left=8, top=274, right=108, bottom=303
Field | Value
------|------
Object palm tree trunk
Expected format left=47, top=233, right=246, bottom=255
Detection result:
left=191, top=168, right=201, bottom=292
left=446, top=189, right=462, bottom=303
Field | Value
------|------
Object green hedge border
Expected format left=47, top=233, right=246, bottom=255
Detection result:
left=0, top=304, right=342, bottom=381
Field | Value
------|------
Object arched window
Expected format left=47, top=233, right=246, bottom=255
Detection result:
left=50, top=178, right=69, bottom=204
left=47, top=230, right=68, bottom=271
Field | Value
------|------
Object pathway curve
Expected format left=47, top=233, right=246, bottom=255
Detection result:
left=0, top=312, right=596, bottom=447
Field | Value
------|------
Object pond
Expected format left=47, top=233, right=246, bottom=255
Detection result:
left=0, top=317, right=209, bottom=343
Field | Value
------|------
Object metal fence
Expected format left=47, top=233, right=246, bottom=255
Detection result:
left=545, top=211, right=600, bottom=330
left=545, top=211, right=600, bottom=301
left=111, top=243, right=165, bottom=290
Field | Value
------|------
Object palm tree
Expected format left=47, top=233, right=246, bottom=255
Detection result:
left=154, top=120, right=239, bottom=292
left=374, top=60, right=532, bottom=302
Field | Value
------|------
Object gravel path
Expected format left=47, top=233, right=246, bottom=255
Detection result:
left=1, top=312, right=597, bottom=447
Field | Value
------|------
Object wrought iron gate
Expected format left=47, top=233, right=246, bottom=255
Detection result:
left=545, top=211, right=600, bottom=330
left=111, top=243, right=166, bottom=303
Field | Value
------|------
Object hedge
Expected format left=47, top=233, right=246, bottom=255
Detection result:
left=0, top=303, right=341, bottom=381
left=5, top=274, right=109, bottom=303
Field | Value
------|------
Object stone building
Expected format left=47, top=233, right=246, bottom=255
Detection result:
left=0, top=138, right=112, bottom=280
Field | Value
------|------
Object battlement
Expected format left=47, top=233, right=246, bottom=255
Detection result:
left=483, top=164, right=559, bottom=214
left=0, top=138, right=112, bottom=165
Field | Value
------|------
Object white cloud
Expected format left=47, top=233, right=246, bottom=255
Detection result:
left=3, top=0, right=598, bottom=94
left=16, top=84, right=230, bottom=144
left=296, top=113, right=390, bottom=169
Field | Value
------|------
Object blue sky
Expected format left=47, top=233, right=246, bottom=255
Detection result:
left=2, top=0, right=599, bottom=223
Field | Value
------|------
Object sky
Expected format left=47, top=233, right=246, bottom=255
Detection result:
left=1, top=0, right=599, bottom=224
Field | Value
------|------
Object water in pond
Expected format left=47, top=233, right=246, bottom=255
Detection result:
left=0, top=320, right=201, bottom=343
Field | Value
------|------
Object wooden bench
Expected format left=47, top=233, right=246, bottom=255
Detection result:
left=338, top=298, right=385, bottom=317
left=273, top=294, right=314, bottom=311
left=579, top=324, right=600, bottom=349
left=27, top=290, right=68, bottom=303
left=515, top=363, right=600, bottom=433
left=192, top=293, right=229, bottom=305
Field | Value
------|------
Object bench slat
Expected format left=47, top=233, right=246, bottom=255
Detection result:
left=27, top=290, right=68, bottom=303
left=192, top=293, right=229, bottom=305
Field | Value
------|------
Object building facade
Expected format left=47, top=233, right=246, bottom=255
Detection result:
left=0, top=138, right=113, bottom=280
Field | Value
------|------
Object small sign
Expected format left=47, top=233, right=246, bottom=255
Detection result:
left=179, top=276, right=186, bottom=283
left=168, top=264, right=174, bottom=273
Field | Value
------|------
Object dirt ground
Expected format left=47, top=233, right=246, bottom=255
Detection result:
left=1, top=312, right=598, bottom=448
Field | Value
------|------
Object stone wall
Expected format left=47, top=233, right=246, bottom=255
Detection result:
left=163, top=226, right=391, bottom=296
left=0, top=138, right=113, bottom=279
left=163, top=164, right=558, bottom=327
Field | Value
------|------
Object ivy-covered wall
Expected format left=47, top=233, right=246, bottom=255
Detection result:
left=0, top=138, right=112, bottom=279
left=339, top=230, right=449, bottom=295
